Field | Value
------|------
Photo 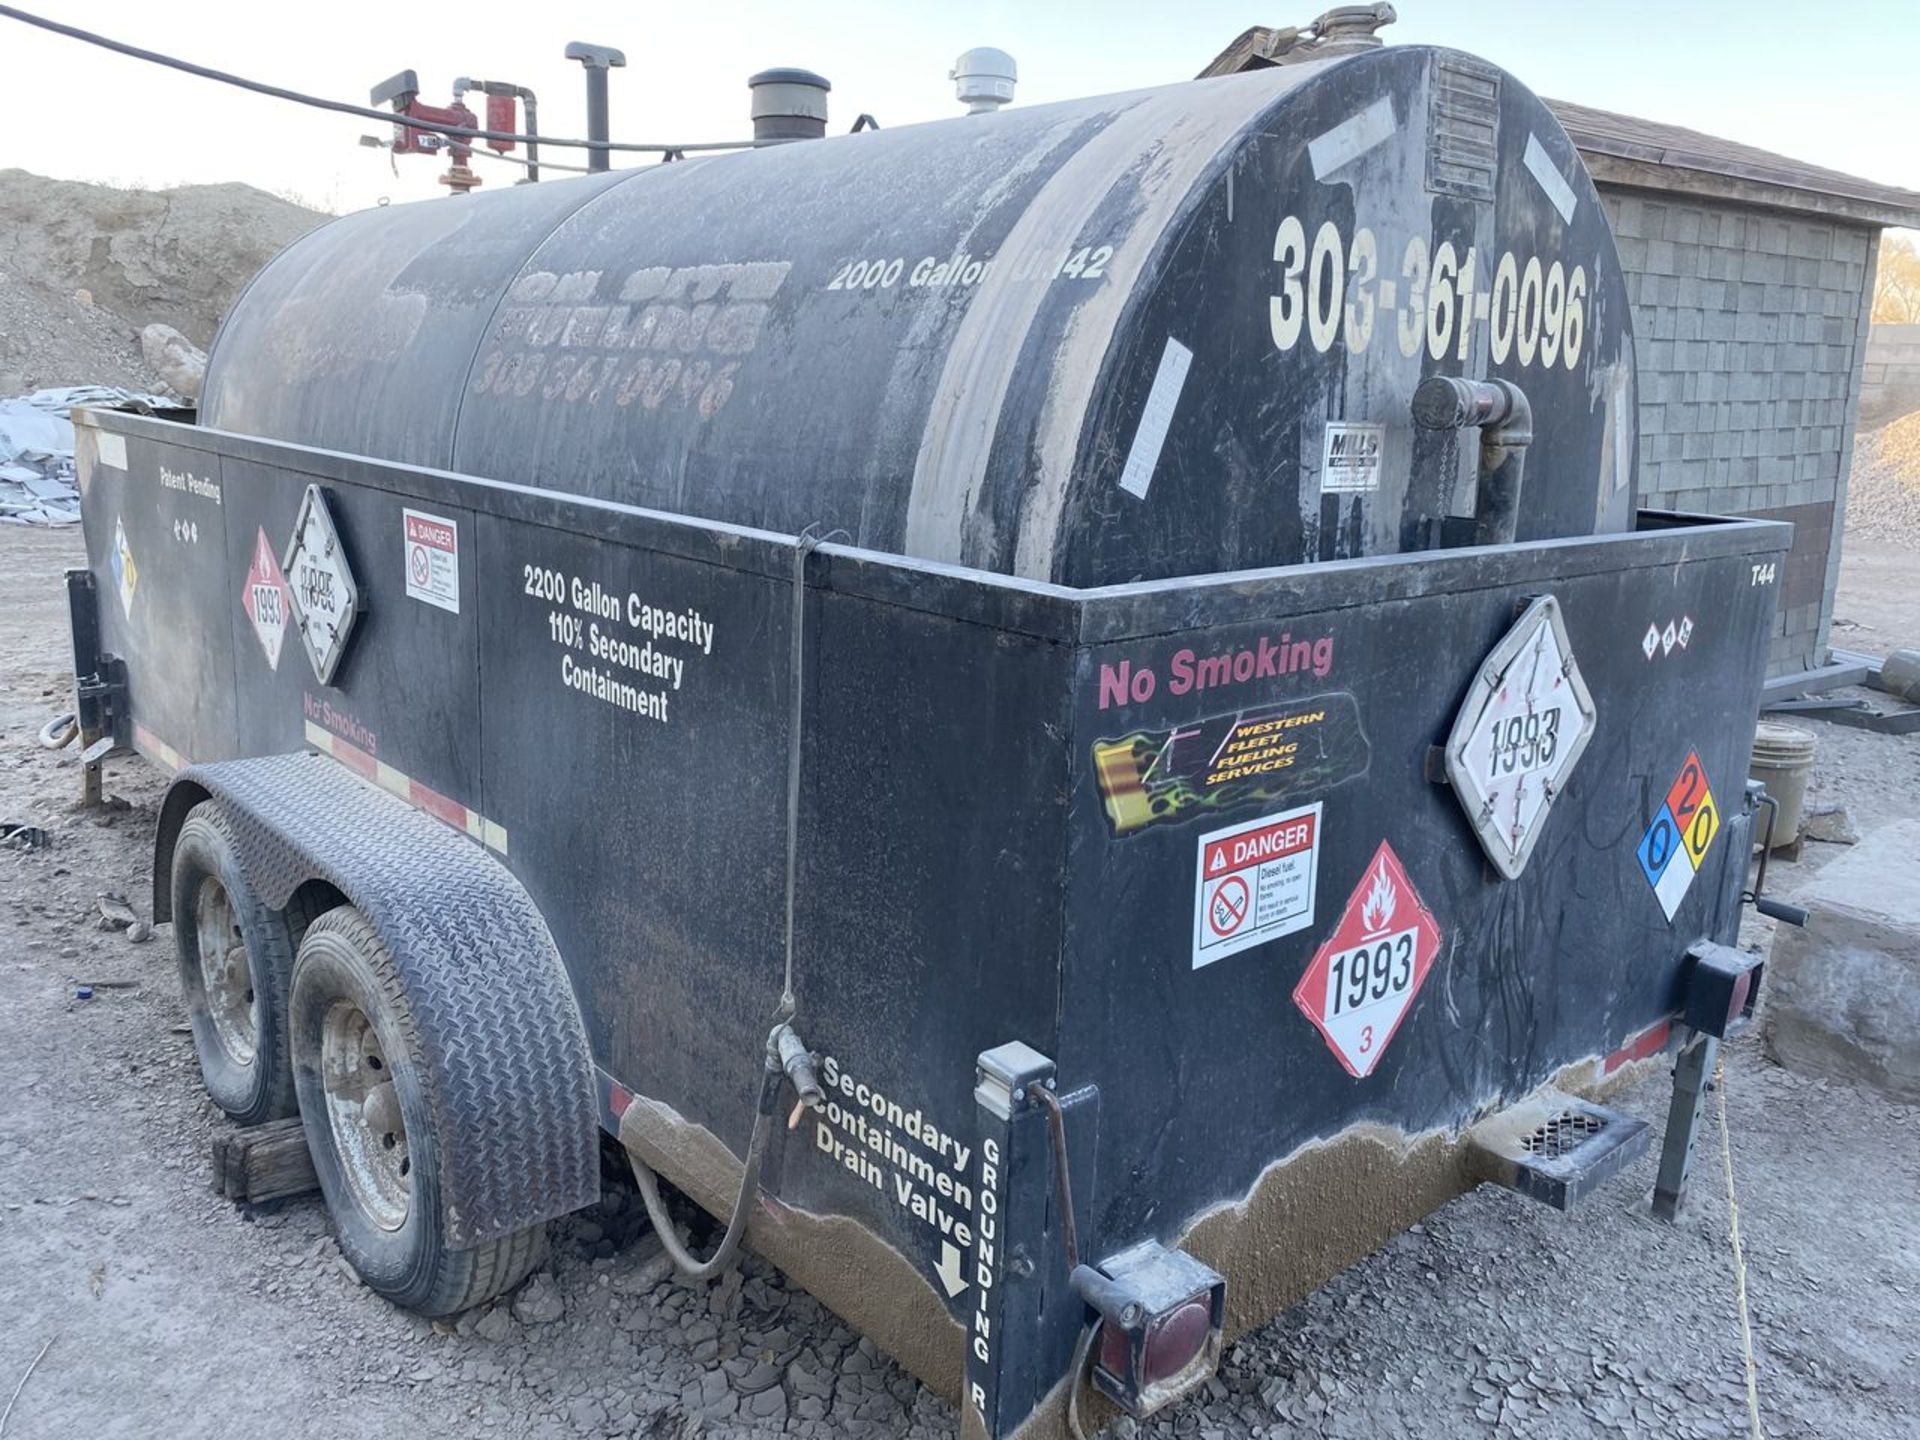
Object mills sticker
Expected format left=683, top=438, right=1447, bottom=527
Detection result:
left=1293, top=841, right=1444, bottom=1078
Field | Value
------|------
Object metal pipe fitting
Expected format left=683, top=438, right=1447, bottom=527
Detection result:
left=1412, top=376, right=1533, bottom=547
left=565, top=42, right=626, bottom=173
left=772, top=1023, right=823, bottom=1109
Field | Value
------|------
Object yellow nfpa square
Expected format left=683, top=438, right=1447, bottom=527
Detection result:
left=1664, top=751, right=1720, bottom=871
left=1681, top=790, right=1720, bottom=869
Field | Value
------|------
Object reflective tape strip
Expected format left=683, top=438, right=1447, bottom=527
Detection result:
left=303, top=720, right=508, bottom=855
left=132, top=723, right=187, bottom=774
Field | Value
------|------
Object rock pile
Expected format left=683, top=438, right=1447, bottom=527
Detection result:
left=1846, top=409, right=1920, bottom=546
left=0, top=168, right=325, bottom=394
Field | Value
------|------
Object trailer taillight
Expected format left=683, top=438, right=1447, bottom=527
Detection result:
left=1072, top=1242, right=1225, bottom=1418
left=1681, top=940, right=1764, bottom=1038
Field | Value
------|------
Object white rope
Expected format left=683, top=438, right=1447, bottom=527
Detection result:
left=1714, top=1056, right=1765, bottom=1440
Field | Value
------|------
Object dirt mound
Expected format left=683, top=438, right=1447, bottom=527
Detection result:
left=0, top=169, right=327, bottom=393
left=1845, top=409, right=1920, bottom=546
left=0, top=263, right=155, bottom=392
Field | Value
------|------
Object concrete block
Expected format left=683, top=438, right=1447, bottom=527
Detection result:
left=1767, top=821, right=1920, bottom=1102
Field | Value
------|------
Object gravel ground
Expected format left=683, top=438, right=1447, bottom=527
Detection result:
left=1843, top=409, right=1920, bottom=547
left=3, top=525, right=1916, bottom=1440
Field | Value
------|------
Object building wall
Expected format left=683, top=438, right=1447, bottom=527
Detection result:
left=1594, top=188, right=1877, bottom=675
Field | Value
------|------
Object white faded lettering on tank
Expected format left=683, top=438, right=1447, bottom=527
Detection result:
left=470, top=261, right=792, bottom=420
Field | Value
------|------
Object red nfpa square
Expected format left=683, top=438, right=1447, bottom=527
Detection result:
left=1292, top=840, right=1445, bottom=1078
left=1664, top=750, right=1710, bottom=826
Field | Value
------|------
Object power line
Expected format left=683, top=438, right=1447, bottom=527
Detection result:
left=0, top=4, right=749, bottom=156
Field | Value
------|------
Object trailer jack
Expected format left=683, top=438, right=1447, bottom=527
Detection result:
left=1650, top=939, right=1768, bottom=1221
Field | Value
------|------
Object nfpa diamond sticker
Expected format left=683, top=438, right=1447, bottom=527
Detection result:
left=1293, top=841, right=1444, bottom=1079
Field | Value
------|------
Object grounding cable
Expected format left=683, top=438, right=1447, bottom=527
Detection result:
left=461, top=146, right=593, bottom=177
left=780, top=524, right=846, bottom=1016
left=1715, top=1055, right=1766, bottom=1440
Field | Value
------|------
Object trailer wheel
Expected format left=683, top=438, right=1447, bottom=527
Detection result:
left=290, top=905, right=546, bottom=1315
left=171, top=804, right=302, bottom=1125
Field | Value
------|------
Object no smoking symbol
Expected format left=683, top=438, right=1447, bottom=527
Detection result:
left=410, top=544, right=431, bottom=585
left=1207, top=875, right=1250, bottom=937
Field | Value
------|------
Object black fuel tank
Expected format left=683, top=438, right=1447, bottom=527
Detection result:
left=201, top=44, right=1636, bottom=585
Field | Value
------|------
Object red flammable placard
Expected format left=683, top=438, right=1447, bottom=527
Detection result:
left=1292, top=840, right=1444, bottom=1078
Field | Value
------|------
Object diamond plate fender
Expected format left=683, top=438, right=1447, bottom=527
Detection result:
left=152, top=752, right=597, bottom=1247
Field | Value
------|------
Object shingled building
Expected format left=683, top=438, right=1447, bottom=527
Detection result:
left=1203, top=26, right=1920, bottom=676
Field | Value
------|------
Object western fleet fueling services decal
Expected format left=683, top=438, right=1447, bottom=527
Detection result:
left=1094, top=693, right=1368, bottom=836
left=242, top=526, right=291, bottom=670
left=1192, top=801, right=1322, bottom=968
left=1636, top=750, right=1721, bottom=922
left=1293, top=841, right=1443, bottom=1078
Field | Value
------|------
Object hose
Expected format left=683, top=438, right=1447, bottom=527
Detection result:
left=629, top=1056, right=784, bottom=1282
left=37, top=713, right=77, bottom=750
left=629, top=1021, right=825, bottom=1282
left=626, top=528, right=836, bottom=1281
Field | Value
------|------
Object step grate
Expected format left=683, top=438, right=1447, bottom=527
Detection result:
left=1467, top=1089, right=1652, bottom=1211
left=1520, top=1109, right=1606, bottom=1161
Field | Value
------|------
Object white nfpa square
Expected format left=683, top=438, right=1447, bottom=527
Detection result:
left=1653, top=849, right=1696, bottom=921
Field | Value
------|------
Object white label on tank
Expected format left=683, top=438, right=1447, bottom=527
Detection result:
left=1193, top=802, right=1322, bottom=969
left=403, top=508, right=460, bottom=614
left=1117, top=337, right=1192, bottom=501
left=1308, top=98, right=1397, bottom=180
left=1321, top=423, right=1384, bottom=494
left=96, top=431, right=127, bottom=470
left=1524, top=134, right=1578, bottom=224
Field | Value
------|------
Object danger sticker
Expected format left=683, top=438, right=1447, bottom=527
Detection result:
left=1294, top=840, right=1443, bottom=1078
left=1192, top=802, right=1322, bottom=968
left=242, top=526, right=291, bottom=670
left=403, top=508, right=459, bottom=613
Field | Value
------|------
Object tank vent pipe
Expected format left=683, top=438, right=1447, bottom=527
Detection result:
left=564, top=43, right=626, bottom=173
left=749, top=68, right=830, bottom=145
left=951, top=47, right=1016, bottom=114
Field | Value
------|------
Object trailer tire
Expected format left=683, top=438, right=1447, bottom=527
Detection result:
left=291, top=904, right=546, bottom=1316
left=171, top=804, right=303, bottom=1125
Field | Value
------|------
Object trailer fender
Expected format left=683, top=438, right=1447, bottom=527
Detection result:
left=153, top=752, right=598, bottom=1247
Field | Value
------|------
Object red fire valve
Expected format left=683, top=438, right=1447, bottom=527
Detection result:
left=485, top=92, right=516, bottom=153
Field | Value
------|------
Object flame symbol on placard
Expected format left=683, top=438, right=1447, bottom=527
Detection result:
left=1361, top=858, right=1397, bottom=933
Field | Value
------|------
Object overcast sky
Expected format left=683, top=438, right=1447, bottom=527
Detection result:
left=5, top=0, right=1917, bottom=215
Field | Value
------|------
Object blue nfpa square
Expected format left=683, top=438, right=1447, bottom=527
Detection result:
left=1636, top=806, right=1682, bottom=887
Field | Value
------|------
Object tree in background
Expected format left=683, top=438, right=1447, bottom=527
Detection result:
left=1874, top=232, right=1920, bottom=323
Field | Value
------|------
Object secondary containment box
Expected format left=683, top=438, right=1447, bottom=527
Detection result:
left=67, top=38, right=1791, bottom=1439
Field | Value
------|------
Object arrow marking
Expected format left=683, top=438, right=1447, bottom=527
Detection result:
left=935, top=1240, right=967, bottom=1298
